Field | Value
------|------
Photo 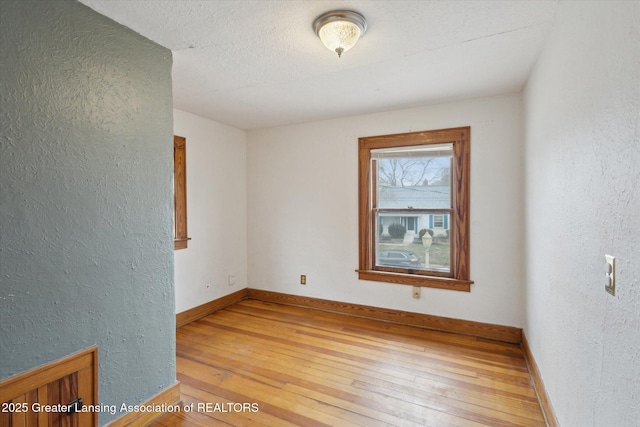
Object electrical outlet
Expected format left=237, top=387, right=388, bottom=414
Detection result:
left=605, top=255, right=615, bottom=296
left=228, top=274, right=236, bottom=286
left=412, top=286, right=420, bottom=299
left=300, top=275, right=306, bottom=285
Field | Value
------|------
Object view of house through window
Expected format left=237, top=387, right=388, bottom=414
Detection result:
left=374, top=143, right=453, bottom=274
left=358, top=127, right=471, bottom=291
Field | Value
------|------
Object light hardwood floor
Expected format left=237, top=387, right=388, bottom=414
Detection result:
left=152, top=300, right=545, bottom=426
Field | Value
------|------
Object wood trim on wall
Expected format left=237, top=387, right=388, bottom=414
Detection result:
left=247, top=289, right=521, bottom=344
left=522, top=332, right=559, bottom=427
left=356, top=270, right=471, bottom=292
left=176, top=288, right=249, bottom=328
left=105, top=382, right=181, bottom=427
left=0, top=346, right=98, bottom=427
left=174, top=135, right=191, bottom=250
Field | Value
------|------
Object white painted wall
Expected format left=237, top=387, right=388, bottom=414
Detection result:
left=173, top=109, right=248, bottom=313
left=247, top=95, right=525, bottom=327
left=524, top=2, right=640, bottom=426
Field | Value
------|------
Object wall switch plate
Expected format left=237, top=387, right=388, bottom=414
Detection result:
left=300, top=275, right=306, bottom=285
left=412, top=286, right=420, bottom=299
left=605, top=255, right=615, bottom=296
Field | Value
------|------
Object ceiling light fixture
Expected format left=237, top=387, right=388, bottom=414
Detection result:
left=313, top=10, right=367, bottom=58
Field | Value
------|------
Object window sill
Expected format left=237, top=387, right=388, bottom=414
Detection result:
left=174, top=237, right=191, bottom=250
left=356, top=269, right=472, bottom=292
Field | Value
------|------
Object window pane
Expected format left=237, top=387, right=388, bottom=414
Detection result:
left=375, top=143, right=452, bottom=209
left=376, top=212, right=450, bottom=273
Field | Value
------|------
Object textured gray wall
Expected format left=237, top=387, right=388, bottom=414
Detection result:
left=0, top=0, right=175, bottom=424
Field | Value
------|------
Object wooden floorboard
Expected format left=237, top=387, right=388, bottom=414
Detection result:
left=151, top=300, right=546, bottom=426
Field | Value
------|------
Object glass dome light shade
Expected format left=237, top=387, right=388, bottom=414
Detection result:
left=318, top=21, right=361, bottom=57
left=313, top=10, right=367, bottom=58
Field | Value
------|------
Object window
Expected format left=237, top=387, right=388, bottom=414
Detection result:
left=357, top=127, right=472, bottom=291
left=174, top=135, right=190, bottom=250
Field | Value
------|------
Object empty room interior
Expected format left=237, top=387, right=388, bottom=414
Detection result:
left=1, top=1, right=638, bottom=426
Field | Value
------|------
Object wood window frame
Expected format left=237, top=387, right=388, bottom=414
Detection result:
left=357, top=127, right=472, bottom=292
left=174, top=135, right=190, bottom=250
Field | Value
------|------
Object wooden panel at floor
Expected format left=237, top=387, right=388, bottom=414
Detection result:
left=1, top=347, right=97, bottom=427
left=151, top=300, right=545, bottom=427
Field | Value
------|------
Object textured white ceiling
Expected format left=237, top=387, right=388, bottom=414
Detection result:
left=79, top=0, right=558, bottom=130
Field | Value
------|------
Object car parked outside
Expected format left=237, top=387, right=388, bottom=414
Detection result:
left=378, top=250, right=421, bottom=267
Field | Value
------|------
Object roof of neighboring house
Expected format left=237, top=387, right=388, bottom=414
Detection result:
left=379, top=185, right=450, bottom=209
